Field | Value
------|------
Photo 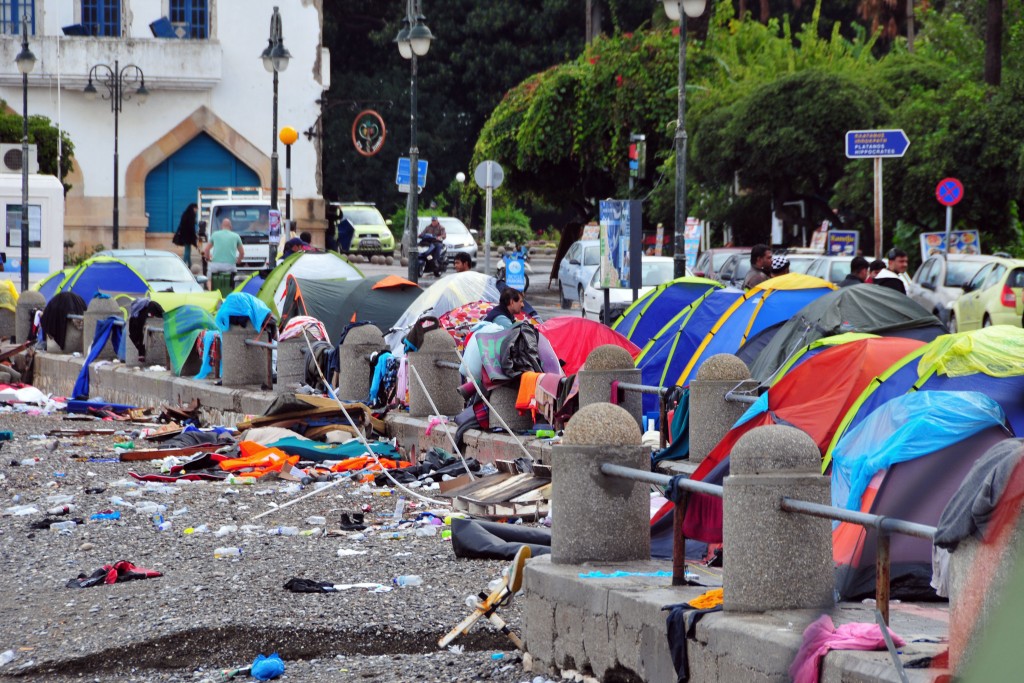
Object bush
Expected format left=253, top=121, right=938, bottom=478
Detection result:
left=489, top=223, right=532, bottom=246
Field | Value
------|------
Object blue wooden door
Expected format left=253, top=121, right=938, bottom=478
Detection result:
left=145, top=132, right=260, bottom=233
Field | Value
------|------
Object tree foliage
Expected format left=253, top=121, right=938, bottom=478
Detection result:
left=0, top=108, right=75, bottom=190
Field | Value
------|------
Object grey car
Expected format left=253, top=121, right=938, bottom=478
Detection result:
left=908, top=254, right=997, bottom=325
left=556, top=239, right=600, bottom=308
left=805, top=255, right=852, bottom=285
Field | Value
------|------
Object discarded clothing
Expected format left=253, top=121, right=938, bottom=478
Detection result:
left=379, top=447, right=479, bottom=485
left=688, top=588, right=723, bottom=609
left=41, top=291, right=86, bottom=350
left=66, top=560, right=162, bottom=588
left=934, top=438, right=1024, bottom=551
left=516, top=371, right=541, bottom=416
left=219, top=442, right=300, bottom=478
left=279, top=315, right=329, bottom=343
left=250, top=652, right=285, bottom=681
left=72, top=316, right=126, bottom=398
left=652, top=389, right=690, bottom=464
left=283, top=577, right=338, bottom=593
left=127, top=297, right=164, bottom=357
left=450, top=517, right=552, bottom=561
left=215, top=292, right=273, bottom=333
left=268, top=436, right=401, bottom=464
left=664, top=602, right=723, bottom=683
left=129, top=471, right=227, bottom=483
left=329, top=455, right=410, bottom=474
left=789, top=614, right=906, bottom=683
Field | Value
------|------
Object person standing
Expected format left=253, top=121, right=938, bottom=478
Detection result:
left=172, top=203, right=199, bottom=267
left=743, top=244, right=773, bottom=289
left=840, top=256, right=869, bottom=287
left=453, top=252, right=474, bottom=273
left=336, top=210, right=355, bottom=254
left=202, top=218, right=244, bottom=290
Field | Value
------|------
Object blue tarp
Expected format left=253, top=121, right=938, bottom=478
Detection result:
left=831, top=391, right=1007, bottom=512
left=72, top=316, right=126, bottom=398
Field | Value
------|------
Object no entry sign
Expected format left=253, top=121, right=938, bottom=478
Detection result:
left=936, top=178, right=964, bottom=207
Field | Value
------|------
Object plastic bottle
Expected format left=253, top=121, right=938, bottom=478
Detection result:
left=392, top=574, right=423, bottom=587
left=371, top=489, right=392, bottom=497
left=305, top=515, right=327, bottom=526
left=50, top=520, right=76, bottom=531
left=414, top=525, right=438, bottom=537
left=382, top=531, right=409, bottom=540
left=299, top=528, right=323, bottom=537
left=214, top=524, right=238, bottom=537
left=214, top=547, right=242, bottom=559
left=268, top=526, right=299, bottom=536
left=19, top=458, right=39, bottom=466
left=171, top=507, right=189, bottom=517
left=4, top=505, right=39, bottom=516
left=46, top=505, right=75, bottom=515
left=393, top=495, right=408, bottom=521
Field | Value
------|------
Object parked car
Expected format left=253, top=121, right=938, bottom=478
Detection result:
left=693, top=247, right=746, bottom=280
left=950, top=256, right=1024, bottom=332
left=907, top=254, right=998, bottom=325
left=782, top=253, right=820, bottom=275
left=556, top=239, right=600, bottom=309
left=581, top=255, right=687, bottom=322
left=715, top=252, right=752, bottom=288
left=805, top=255, right=852, bottom=285
left=95, top=249, right=221, bottom=312
left=411, top=216, right=478, bottom=261
left=334, top=202, right=396, bottom=255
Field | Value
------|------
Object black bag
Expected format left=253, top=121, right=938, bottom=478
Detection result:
left=171, top=228, right=184, bottom=246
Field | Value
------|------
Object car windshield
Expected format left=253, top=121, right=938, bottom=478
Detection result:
left=120, top=255, right=192, bottom=282
left=583, top=246, right=600, bottom=266
left=713, top=253, right=737, bottom=270
left=345, top=208, right=386, bottom=225
left=946, top=260, right=986, bottom=287
left=212, top=206, right=268, bottom=233
left=829, top=261, right=852, bottom=282
left=418, top=218, right=471, bottom=236
left=787, top=257, right=816, bottom=274
left=642, top=261, right=674, bottom=286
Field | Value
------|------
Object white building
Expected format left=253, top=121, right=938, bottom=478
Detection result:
left=0, top=0, right=329, bottom=256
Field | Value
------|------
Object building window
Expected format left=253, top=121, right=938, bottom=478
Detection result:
left=82, top=0, right=121, bottom=37
left=0, top=0, right=35, bottom=35
left=170, top=0, right=207, bottom=39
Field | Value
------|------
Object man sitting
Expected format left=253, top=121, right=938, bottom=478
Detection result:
left=420, top=217, right=447, bottom=275
left=484, top=288, right=525, bottom=329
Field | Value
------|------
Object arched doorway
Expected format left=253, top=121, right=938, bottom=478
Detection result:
left=144, top=132, right=260, bottom=234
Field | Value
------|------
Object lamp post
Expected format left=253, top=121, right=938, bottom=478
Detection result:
left=455, top=171, right=466, bottom=222
left=261, top=6, right=291, bottom=268
left=84, top=62, right=148, bottom=250
left=279, top=125, right=298, bottom=234
left=662, top=0, right=706, bottom=278
left=395, top=0, right=434, bottom=283
left=14, top=14, right=35, bottom=292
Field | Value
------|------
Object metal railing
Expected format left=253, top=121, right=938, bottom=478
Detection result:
left=599, top=462, right=936, bottom=625
left=724, top=389, right=758, bottom=404
left=614, top=382, right=671, bottom=448
left=244, top=337, right=277, bottom=388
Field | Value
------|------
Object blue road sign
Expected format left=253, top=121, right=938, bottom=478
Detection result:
left=395, top=158, right=428, bottom=188
left=845, top=129, right=910, bottom=159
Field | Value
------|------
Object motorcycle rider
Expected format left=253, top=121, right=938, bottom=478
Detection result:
left=420, top=216, right=447, bottom=276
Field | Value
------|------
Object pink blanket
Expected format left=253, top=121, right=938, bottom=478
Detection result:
left=789, top=614, right=906, bottom=683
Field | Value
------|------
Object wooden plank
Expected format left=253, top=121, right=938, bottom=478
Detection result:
left=439, top=473, right=514, bottom=500
left=0, top=340, right=32, bottom=363
left=118, top=444, right=221, bottom=462
left=46, top=428, right=118, bottom=437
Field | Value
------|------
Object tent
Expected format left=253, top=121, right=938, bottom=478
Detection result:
left=387, top=271, right=503, bottom=351
left=233, top=272, right=265, bottom=297
left=162, top=305, right=219, bottom=376
left=257, top=251, right=363, bottom=316
left=831, top=391, right=1012, bottom=600
left=539, top=316, right=640, bottom=375
left=825, top=326, right=1024, bottom=470
left=40, top=257, right=150, bottom=302
left=746, top=284, right=947, bottom=384
left=612, top=277, right=722, bottom=348
left=761, top=332, right=879, bottom=385
left=278, top=274, right=421, bottom=344
left=633, top=288, right=743, bottom=411
left=680, top=336, right=926, bottom=544
left=439, top=301, right=538, bottom=351
left=36, top=268, right=73, bottom=301
left=675, top=274, right=835, bottom=387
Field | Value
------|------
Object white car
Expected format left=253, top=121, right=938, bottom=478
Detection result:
left=410, top=216, right=478, bottom=260
left=556, top=239, right=600, bottom=309
left=582, top=256, right=688, bottom=322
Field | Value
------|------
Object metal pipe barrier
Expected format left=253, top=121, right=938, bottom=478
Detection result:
left=66, top=314, right=125, bottom=327
left=599, top=462, right=937, bottom=625
left=724, top=389, right=758, bottom=404
left=614, top=383, right=671, bottom=448
left=435, top=359, right=461, bottom=370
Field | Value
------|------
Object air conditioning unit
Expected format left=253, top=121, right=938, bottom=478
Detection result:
left=0, top=144, right=39, bottom=174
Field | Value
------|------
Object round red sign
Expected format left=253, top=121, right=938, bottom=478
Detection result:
left=935, top=177, right=964, bottom=207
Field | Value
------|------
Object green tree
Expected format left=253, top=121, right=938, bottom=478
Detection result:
left=0, top=109, right=75, bottom=190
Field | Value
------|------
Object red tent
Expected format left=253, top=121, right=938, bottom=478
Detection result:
left=681, top=336, right=927, bottom=544
left=538, top=316, right=641, bottom=375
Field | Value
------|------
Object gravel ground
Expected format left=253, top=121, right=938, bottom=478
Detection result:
left=0, top=412, right=546, bottom=683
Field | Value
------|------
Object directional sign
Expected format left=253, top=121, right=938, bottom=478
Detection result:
left=395, top=157, right=428, bottom=188
left=845, top=129, right=910, bottom=159
left=935, top=177, right=964, bottom=207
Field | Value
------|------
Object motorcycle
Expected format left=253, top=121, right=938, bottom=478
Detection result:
left=495, top=245, right=532, bottom=292
left=417, top=234, right=449, bottom=278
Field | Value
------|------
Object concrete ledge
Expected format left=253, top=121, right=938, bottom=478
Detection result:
left=523, top=555, right=949, bottom=682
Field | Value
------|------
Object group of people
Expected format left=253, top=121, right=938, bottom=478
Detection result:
left=743, top=244, right=912, bottom=295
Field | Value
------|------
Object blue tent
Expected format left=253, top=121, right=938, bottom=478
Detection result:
left=824, top=326, right=1024, bottom=470
left=42, top=257, right=149, bottom=302
left=612, top=277, right=722, bottom=348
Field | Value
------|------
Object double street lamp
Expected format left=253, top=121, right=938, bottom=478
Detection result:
left=84, top=62, right=149, bottom=250
left=394, top=0, right=434, bottom=283
left=261, top=6, right=291, bottom=268
left=14, top=14, right=35, bottom=292
left=662, top=0, right=706, bottom=278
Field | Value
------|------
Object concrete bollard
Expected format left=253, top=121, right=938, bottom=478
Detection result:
left=335, top=324, right=385, bottom=402
left=724, top=424, right=834, bottom=612
left=0, top=308, right=13, bottom=341
left=551, top=403, right=649, bottom=563
left=689, top=354, right=759, bottom=464
left=220, top=324, right=269, bottom=386
left=143, top=319, right=169, bottom=368
left=47, top=319, right=83, bottom=354
left=577, top=345, right=642, bottom=429
left=276, top=337, right=306, bottom=388
left=15, top=290, right=44, bottom=344
left=947, top=518, right=1024, bottom=672
left=408, top=329, right=462, bottom=417
left=488, top=382, right=534, bottom=432
left=82, top=298, right=123, bottom=361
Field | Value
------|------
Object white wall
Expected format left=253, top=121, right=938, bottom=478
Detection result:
left=0, top=0, right=326, bottom=201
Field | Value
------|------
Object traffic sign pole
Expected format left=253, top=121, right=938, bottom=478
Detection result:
left=484, top=164, right=493, bottom=275
left=935, top=177, right=964, bottom=256
left=874, top=158, right=884, bottom=259
left=845, top=129, right=911, bottom=258
left=945, top=206, right=953, bottom=254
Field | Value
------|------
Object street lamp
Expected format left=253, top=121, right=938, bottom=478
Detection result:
left=84, top=61, right=148, bottom=250
left=454, top=171, right=466, bottom=222
left=662, top=0, right=706, bottom=278
left=14, top=13, right=35, bottom=292
left=279, top=126, right=298, bottom=234
left=395, top=0, right=434, bottom=283
left=261, top=6, right=291, bottom=268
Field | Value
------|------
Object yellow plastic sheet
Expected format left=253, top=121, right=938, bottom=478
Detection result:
left=919, top=326, right=1024, bottom=378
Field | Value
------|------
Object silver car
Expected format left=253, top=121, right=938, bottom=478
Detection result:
left=411, top=216, right=478, bottom=260
left=556, top=239, right=600, bottom=308
left=908, top=254, right=997, bottom=325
